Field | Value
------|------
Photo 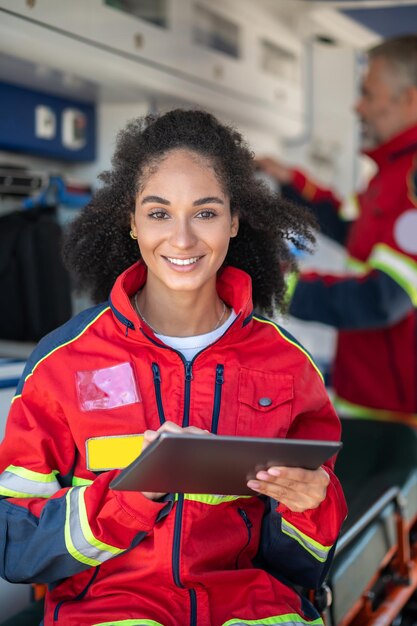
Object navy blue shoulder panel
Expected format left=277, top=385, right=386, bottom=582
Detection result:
left=16, top=302, right=110, bottom=395
left=253, top=314, right=316, bottom=360
left=253, top=314, right=324, bottom=380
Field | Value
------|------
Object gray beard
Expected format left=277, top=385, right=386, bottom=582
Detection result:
left=359, top=123, right=380, bottom=151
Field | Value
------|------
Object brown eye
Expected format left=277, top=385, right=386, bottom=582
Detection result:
left=149, top=210, right=169, bottom=220
left=197, top=210, right=216, bottom=219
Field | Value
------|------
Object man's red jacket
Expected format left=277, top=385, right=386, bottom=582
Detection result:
left=0, top=263, right=346, bottom=626
left=287, top=124, right=417, bottom=424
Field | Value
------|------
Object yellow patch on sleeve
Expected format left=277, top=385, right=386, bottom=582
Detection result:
left=86, top=434, right=144, bottom=471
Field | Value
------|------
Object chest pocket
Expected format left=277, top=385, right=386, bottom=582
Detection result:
left=236, top=368, right=294, bottom=438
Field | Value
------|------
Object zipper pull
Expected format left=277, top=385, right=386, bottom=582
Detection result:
left=124, top=319, right=135, bottom=336
left=185, top=361, right=193, bottom=382
left=152, top=362, right=161, bottom=382
left=215, top=364, right=224, bottom=385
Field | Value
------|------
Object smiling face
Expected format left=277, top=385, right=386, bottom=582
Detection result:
left=130, top=149, right=239, bottom=299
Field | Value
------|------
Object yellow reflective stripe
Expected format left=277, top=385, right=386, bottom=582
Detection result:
left=284, top=271, right=298, bottom=306
left=333, top=396, right=417, bottom=426
left=223, top=615, right=323, bottom=626
left=174, top=493, right=253, bottom=505
left=345, top=256, right=370, bottom=274
left=281, top=519, right=331, bottom=563
left=369, top=243, right=417, bottom=305
left=72, top=476, right=93, bottom=486
left=93, top=617, right=164, bottom=626
left=77, top=486, right=124, bottom=556
left=5, top=465, right=58, bottom=482
left=253, top=317, right=324, bottom=383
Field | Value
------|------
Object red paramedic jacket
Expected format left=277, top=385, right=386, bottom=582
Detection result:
left=287, top=125, right=417, bottom=423
left=0, top=262, right=346, bottom=626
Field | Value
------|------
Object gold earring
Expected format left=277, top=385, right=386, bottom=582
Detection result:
left=130, top=229, right=137, bottom=240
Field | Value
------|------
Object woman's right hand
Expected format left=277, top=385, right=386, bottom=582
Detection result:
left=140, top=421, right=210, bottom=500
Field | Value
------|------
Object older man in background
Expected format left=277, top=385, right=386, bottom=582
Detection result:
left=257, top=35, right=417, bottom=424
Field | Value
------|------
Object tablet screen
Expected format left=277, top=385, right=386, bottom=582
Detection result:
left=109, top=433, right=342, bottom=495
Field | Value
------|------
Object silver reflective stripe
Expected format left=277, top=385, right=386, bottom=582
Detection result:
left=0, top=470, right=60, bottom=497
left=281, top=519, right=329, bottom=562
left=68, top=488, right=117, bottom=564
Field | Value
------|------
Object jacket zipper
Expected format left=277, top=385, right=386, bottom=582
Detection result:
left=146, top=351, right=228, bottom=625
left=151, top=362, right=166, bottom=425
left=172, top=359, right=197, bottom=626
left=54, top=565, right=100, bottom=621
left=210, top=364, right=224, bottom=434
left=235, top=508, right=253, bottom=569
left=182, top=361, right=193, bottom=427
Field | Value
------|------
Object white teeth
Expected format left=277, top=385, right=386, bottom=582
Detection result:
left=166, top=257, right=200, bottom=266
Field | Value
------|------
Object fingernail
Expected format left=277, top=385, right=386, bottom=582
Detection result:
left=268, top=468, right=281, bottom=477
left=256, top=471, right=269, bottom=481
left=247, top=480, right=260, bottom=490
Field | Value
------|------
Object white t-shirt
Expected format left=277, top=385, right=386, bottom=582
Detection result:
left=156, top=310, right=237, bottom=361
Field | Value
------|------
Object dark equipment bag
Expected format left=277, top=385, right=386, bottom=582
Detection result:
left=0, top=207, right=72, bottom=341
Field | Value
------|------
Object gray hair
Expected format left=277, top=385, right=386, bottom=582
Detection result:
left=369, top=35, right=417, bottom=92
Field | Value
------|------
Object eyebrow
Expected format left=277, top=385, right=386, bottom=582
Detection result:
left=141, top=195, right=170, bottom=205
left=194, top=196, right=224, bottom=206
left=141, top=195, right=224, bottom=206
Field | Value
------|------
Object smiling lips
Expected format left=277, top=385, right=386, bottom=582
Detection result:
left=165, top=256, right=202, bottom=266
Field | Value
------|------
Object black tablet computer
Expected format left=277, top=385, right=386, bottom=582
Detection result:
left=109, top=433, right=342, bottom=495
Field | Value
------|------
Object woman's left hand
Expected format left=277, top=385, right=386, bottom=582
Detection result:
left=247, top=466, right=330, bottom=513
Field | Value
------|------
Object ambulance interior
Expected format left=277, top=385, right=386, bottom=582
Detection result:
left=1, top=1, right=417, bottom=624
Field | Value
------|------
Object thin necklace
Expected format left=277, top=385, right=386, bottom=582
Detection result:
left=133, top=292, right=227, bottom=335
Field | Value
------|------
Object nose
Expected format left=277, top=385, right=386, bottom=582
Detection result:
left=169, top=217, right=197, bottom=249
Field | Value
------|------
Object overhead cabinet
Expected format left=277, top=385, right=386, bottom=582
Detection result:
left=0, top=0, right=306, bottom=135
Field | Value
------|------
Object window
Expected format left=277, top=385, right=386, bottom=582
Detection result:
left=260, top=39, right=298, bottom=82
left=104, top=0, right=169, bottom=28
left=193, top=4, right=240, bottom=59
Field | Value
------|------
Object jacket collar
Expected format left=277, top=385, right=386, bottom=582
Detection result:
left=364, top=123, right=417, bottom=168
left=109, top=260, right=254, bottom=341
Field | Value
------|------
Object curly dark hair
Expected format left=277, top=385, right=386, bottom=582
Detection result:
left=63, top=108, right=316, bottom=313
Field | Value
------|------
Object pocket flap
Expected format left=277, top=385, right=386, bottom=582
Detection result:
left=238, top=368, right=294, bottom=412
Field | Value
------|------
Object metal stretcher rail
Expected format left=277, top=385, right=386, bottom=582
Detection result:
left=335, top=487, right=400, bottom=555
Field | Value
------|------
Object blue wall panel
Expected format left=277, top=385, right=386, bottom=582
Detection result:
left=341, top=6, right=417, bottom=39
left=0, top=82, right=96, bottom=162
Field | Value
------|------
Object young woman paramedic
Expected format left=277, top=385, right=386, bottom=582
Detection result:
left=0, top=109, right=347, bottom=626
